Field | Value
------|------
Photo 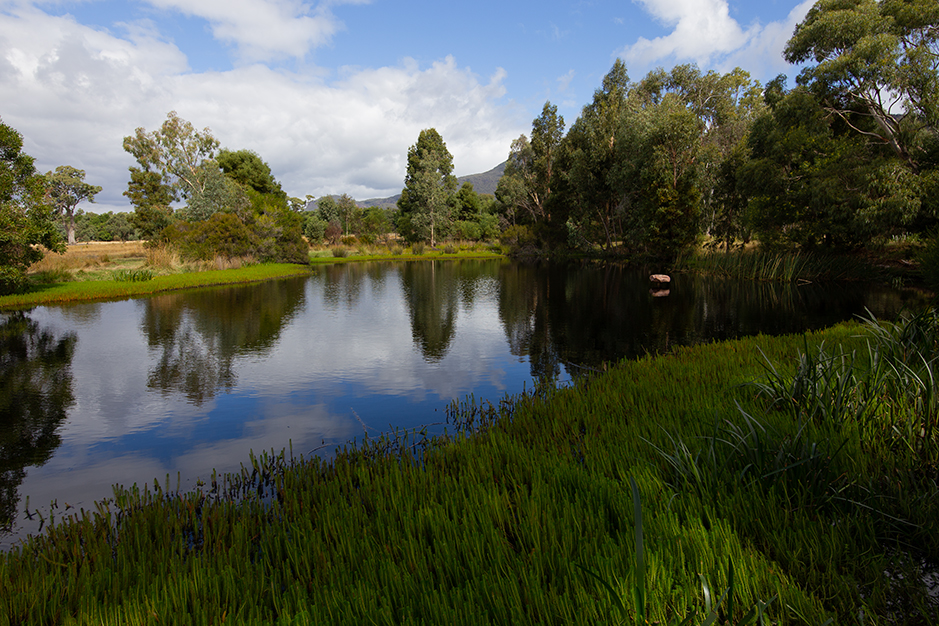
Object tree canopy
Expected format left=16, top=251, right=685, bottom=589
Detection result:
left=44, top=166, right=102, bottom=245
left=397, top=129, right=457, bottom=246
left=0, top=119, right=63, bottom=294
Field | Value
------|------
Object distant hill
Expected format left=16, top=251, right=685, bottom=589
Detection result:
left=359, top=161, right=505, bottom=209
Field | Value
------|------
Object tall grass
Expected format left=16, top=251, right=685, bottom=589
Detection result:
left=676, top=250, right=878, bottom=282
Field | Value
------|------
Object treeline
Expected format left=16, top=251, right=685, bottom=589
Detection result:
left=496, top=0, right=939, bottom=258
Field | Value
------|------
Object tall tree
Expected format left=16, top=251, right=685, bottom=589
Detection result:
left=784, top=0, right=939, bottom=170
left=124, top=167, right=174, bottom=240
left=397, top=129, right=457, bottom=246
left=44, top=166, right=102, bottom=245
left=500, top=102, right=566, bottom=226
left=0, top=119, right=64, bottom=295
left=558, top=60, right=631, bottom=249
left=122, top=111, right=221, bottom=209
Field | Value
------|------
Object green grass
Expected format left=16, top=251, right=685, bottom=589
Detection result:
left=2, top=314, right=936, bottom=624
left=0, top=263, right=312, bottom=310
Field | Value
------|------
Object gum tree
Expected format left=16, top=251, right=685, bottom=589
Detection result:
left=44, top=166, right=102, bottom=245
left=397, top=129, right=457, bottom=246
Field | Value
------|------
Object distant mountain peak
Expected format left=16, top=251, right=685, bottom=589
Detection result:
left=358, top=161, right=506, bottom=209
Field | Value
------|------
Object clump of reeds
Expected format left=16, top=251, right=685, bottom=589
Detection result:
left=145, top=244, right=180, bottom=270
left=677, top=250, right=876, bottom=282
left=331, top=246, right=349, bottom=258
left=112, top=268, right=154, bottom=282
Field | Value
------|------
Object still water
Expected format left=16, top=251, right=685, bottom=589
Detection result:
left=0, top=259, right=921, bottom=548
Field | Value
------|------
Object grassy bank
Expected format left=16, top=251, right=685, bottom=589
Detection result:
left=0, top=263, right=312, bottom=310
left=1, top=313, right=936, bottom=624
left=1, top=241, right=504, bottom=310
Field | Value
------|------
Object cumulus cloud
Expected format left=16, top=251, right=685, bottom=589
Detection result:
left=620, top=0, right=813, bottom=78
left=143, top=0, right=364, bottom=62
left=0, top=4, right=524, bottom=211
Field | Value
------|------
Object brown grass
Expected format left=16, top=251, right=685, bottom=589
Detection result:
left=28, top=241, right=148, bottom=276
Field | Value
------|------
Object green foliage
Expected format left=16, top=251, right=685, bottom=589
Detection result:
left=397, top=128, right=457, bottom=246
left=124, top=167, right=174, bottom=240
left=180, top=160, right=250, bottom=222
left=122, top=111, right=220, bottom=203
left=112, top=268, right=154, bottom=282
left=785, top=0, right=939, bottom=171
left=71, top=210, right=137, bottom=242
left=44, top=165, right=102, bottom=245
left=159, top=197, right=306, bottom=265
left=302, top=212, right=327, bottom=244
left=0, top=118, right=64, bottom=295
left=739, top=86, right=920, bottom=248
left=498, top=102, right=566, bottom=231
left=217, top=148, right=285, bottom=197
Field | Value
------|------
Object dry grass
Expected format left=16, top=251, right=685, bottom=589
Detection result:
left=28, top=241, right=148, bottom=279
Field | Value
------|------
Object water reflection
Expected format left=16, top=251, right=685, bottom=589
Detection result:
left=142, top=278, right=307, bottom=404
left=0, top=312, right=76, bottom=530
left=0, top=260, right=923, bottom=549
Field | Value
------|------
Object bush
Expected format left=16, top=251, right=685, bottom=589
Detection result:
left=411, top=242, right=425, bottom=255
left=454, top=220, right=482, bottom=241
left=331, top=247, right=349, bottom=258
left=325, top=221, right=342, bottom=245
left=303, top=214, right=327, bottom=245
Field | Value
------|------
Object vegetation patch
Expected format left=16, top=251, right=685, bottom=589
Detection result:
left=0, top=263, right=311, bottom=310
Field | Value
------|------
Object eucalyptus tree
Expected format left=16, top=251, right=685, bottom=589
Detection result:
left=557, top=60, right=631, bottom=250
left=499, top=102, right=566, bottom=229
left=784, top=0, right=939, bottom=171
left=44, top=166, right=102, bottom=245
left=397, top=129, right=457, bottom=246
left=123, top=111, right=220, bottom=203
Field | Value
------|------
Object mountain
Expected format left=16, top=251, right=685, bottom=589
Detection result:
left=359, top=161, right=506, bottom=209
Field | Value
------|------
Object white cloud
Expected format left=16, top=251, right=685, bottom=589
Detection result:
left=0, top=4, right=524, bottom=211
left=620, top=0, right=813, bottom=79
left=143, top=0, right=366, bottom=63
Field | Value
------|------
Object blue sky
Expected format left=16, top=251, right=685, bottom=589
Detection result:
left=0, top=0, right=815, bottom=211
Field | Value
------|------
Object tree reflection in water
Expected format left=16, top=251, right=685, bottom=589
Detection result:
left=0, top=312, right=76, bottom=531
left=141, top=277, right=306, bottom=404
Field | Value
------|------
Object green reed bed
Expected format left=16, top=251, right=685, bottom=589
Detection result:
left=675, top=250, right=878, bottom=282
left=1, top=316, right=936, bottom=624
left=0, top=263, right=311, bottom=310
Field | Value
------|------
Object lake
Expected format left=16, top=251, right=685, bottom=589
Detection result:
left=0, top=259, right=921, bottom=549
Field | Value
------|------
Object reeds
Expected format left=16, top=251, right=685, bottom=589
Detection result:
left=676, top=250, right=878, bottom=282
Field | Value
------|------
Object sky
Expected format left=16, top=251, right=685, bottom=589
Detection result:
left=0, top=0, right=816, bottom=212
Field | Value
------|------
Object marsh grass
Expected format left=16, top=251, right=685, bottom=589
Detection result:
left=1, top=318, right=937, bottom=624
left=676, top=250, right=878, bottom=282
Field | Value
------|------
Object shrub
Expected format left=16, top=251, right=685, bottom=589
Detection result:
left=454, top=220, right=482, bottom=241
left=411, top=242, right=425, bottom=256
left=303, top=214, right=327, bottom=245
left=331, top=247, right=349, bottom=258
left=442, top=243, right=457, bottom=254
left=325, top=221, right=342, bottom=245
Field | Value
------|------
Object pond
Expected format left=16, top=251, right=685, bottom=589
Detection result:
left=0, top=259, right=922, bottom=549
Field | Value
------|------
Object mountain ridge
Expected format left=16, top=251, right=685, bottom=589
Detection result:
left=358, top=161, right=505, bottom=209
